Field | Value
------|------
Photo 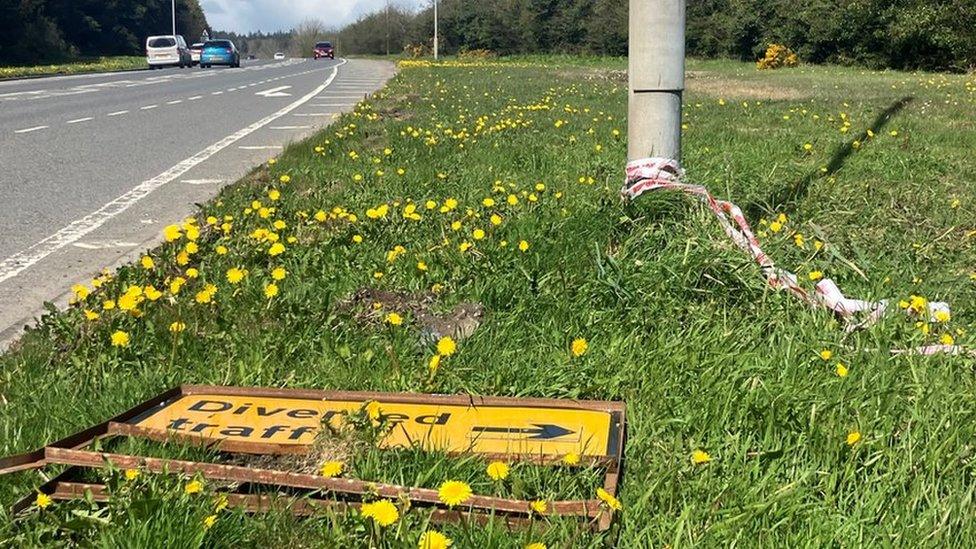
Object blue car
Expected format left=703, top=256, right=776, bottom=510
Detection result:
left=200, top=39, right=240, bottom=68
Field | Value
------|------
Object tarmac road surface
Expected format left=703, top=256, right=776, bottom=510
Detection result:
left=0, top=57, right=396, bottom=347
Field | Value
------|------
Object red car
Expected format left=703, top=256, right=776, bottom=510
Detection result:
left=313, top=41, right=334, bottom=59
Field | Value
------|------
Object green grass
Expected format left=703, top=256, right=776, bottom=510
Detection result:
left=2, top=55, right=976, bottom=546
left=0, top=56, right=146, bottom=79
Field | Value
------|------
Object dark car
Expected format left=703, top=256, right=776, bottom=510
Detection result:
left=313, top=41, right=334, bottom=60
left=200, top=39, right=240, bottom=68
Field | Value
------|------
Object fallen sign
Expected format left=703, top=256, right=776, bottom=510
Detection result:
left=0, top=385, right=626, bottom=530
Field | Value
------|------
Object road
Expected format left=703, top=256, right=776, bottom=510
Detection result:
left=0, top=58, right=395, bottom=347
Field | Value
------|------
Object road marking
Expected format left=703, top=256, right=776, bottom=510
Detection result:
left=166, top=100, right=183, bottom=105
left=188, top=95, right=203, bottom=101
left=107, top=110, right=129, bottom=116
left=256, top=85, right=292, bottom=98
left=239, top=145, right=283, bottom=150
left=181, top=179, right=224, bottom=185
left=268, top=125, right=311, bottom=130
left=0, top=59, right=348, bottom=285
left=212, top=91, right=223, bottom=95
left=72, top=240, right=139, bottom=250
left=14, top=125, right=48, bottom=134
left=66, top=117, right=93, bottom=124
left=140, top=104, right=158, bottom=110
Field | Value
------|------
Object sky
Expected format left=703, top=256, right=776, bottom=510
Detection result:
left=201, top=0, right=423, bottom=33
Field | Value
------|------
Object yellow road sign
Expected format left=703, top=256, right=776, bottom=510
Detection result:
left=135, top=392, right=621, bottom=457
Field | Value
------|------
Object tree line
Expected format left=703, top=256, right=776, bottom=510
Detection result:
left=1, top=0, right=209, bottom=64
left=335, top=0, right=975, bottom=71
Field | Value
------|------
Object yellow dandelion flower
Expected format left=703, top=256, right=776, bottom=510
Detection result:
left=436, top=336, right=457, bottom=356
left=110, top=330, right=130, bottom=347
left=163, top=224, right=183, bottom=242
left=271, top=267, right=287, bottom=281
left=35, top=492, right=52, bottom=509
left=530, top=500, right=548, bottom=514
left=486, top=461, right=509, bottom=481
left=934, top=310, right=951, bottom=323
left=418, top=530, right=452, bottom=549
left=428, top=354, right=442, bottom=375
left=571, top=337, right=588, bottom=357
left=691, top=450, right=711, bottom=464
left=490, top=214, right=502, bottom=226
left=320, top=461, right=344, bottom=478
left=473, top=228, right=486, bottom=240
left=808, top=270, right=824, bottom=281
left=185, top=479, right=204, bottom=495
left=819, top=349, right=833, bottom=361
left=169, top=321, right=186, bottom=333
left=268, top=242, right=286, bottom=256
left=836, top=363, right=849, bottom=377
left=562, top=452, right=580, bottom=466
left=226, top=267, right=246, bottom=284
left=360, top=499, right=399, bottom=527
left=846, top=431, right=861, bottom=446
left=352, top=234, right=363, bottom=243
left=941, top=333, right=955, bottom=346
left=264, top=283, right=279, bottom=299
left=203, top=514, right=217, bottom=530
left=525, top=544, right=546, bottom=549
left=124, top=469, right=140, bottom=481
left=518, top=240, right=530, bottom=252
left=438, top=480, right=472, bottom=507
left=140, top=256, right=155, bottom=269
left=386, top=312, right=403, bottom=326
left=83, top=309, right=100, bottom=321
left=279, top=174, right=291, bottom=184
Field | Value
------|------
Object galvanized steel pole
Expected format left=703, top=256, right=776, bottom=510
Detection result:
left=433, top=0, right=439, bottom=60
left=172, top=0, right=177, bottom=36
left=628, top=0, right=685, bottom=162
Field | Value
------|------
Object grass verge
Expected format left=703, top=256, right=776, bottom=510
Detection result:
left=1, top=56, right=975, bottom=546
left=0, top=57, right=146, bottom=79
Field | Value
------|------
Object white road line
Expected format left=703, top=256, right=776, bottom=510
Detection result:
left=66, top=117, right=93, bottom=124
left=181, top=179, right=224, bottom=185
left=107, top=110, right=129, bottom=116
left=188, top=95, right=203, bottom=100
left=166, top=100, right=183, bottom=105
left=239, top=145, right=283, bottom=150
left=72, top=241, right=138, bottom=250
left=0, top=59, right=347, bottom=285
left=212, top=91, right=223, bottom=95
left=140, top=104, right=158, bottom=110
left=268, top=125, right=311, bottom=130
left=14, top=125, right=48, bottom=134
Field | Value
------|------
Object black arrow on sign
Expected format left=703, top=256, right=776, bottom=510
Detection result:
left=471, top=424, right=575, bottom=440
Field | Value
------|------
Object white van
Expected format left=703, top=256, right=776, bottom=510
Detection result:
left=146, top=35, right=191, bottom=69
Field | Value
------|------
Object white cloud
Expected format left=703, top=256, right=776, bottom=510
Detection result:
left=201, top=0, right=422, bottom=33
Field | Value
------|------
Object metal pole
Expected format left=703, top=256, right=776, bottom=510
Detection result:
left=628, top=0, right=685, bottom=162
left=171, top=0, right=176, bottom=36
left=433, top=0, right=439, bottom=60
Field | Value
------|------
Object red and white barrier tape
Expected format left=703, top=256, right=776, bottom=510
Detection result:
left=622, top=158, right=963, bottom=349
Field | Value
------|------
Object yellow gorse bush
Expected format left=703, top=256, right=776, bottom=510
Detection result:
left=756, top=43, right=799, bottom=70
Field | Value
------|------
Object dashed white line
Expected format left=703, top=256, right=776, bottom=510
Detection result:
left=188, top=95, right=203, bottom=101
left=239, top=145, right=283, bottom=150
left=0, top=59, right=348, bottom=284
left=140, top=104, right=158, bottom=110
left=212, top=91, right=223, bottom=95
left=107, top=110, right=129, bottom=116
left=14, top=125, right=48, bottom=134
left=181, top=178, right=224, bottom=185
left=166, top=100, right=183, bottom=105
left=66, top=117, right=93, bottom=124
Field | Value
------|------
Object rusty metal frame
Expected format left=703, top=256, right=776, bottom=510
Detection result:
left=1, top=385, right=625, bottom=530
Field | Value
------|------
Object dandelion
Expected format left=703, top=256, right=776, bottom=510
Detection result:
left=111, top=330, right=130, bottom=347
left=268, top=242, right=286, bottom=256
left=35, top=492, right=52, bottom=509
left=84, top=309, right=100, bottom=321
left=203, top=514, right=217, bottom=529
left=416, top=261, right=428, bottom=272
left=264, top=283, right=279, bottom=299
left=279, top=174, right=291, bottom=184
left=365, top=400, right=382, bottom=421
left=518, top=240, right=530, bottom=252
left=437, top=336, right=457, bottom=357
left=268, top=189, right=281, bottom=201
left=386, top=312, right=403, bottom=326
left=473, top=228, right=486, bottom=240
left=571, top=337, right=588, bottom=357
left=459, top=241, right=472, bottom=253
left=490, top=214, right=502, bottom=226
left=185, top=479, right=204, bottom=495
left=808, top=270, right=824, bottom=281
left=226, top=267, right=246, bottom=284
left=163, top=224, right=183, bottom=242
left=169, top=321, right=186, bottom=333
left=836, top=363, right=849, bottom=377
left=72, top=284, right=90, bottom=301
left=360, top=499, right=399, bottom=527
left=486, top=461, right=509, bottom=481
left=352, top=234, right=363, bottom=243
left=941, top=333, right=956, bottom=346
left=141, top=256, right=155, bottom=269
left=691, top=450, right=711, bottom=464
left=525, top=544, right=547, bottom=549
left=215, top=245, right=228, bottom=255
left=562, top=452, right=580, bottom=466
left=769, top=221, right=783, bottom=233
left=320, top=461, right=344, bottom=478
left=419, top=530, right=452, bottom=549
left=438, top=480, right=472, bottom=507
left=530, top=499, right=548, bottom=514
left=803, top=143, right=813, bottom=151
left=596, top=487, right=622, bottom=511
left=819, top=349, right=833, bottom=361
left=428, top=354, right=442, bottom=375
left=934, top=310, right=951, bottom=323
left=846, top=431, right=861, bottom=446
